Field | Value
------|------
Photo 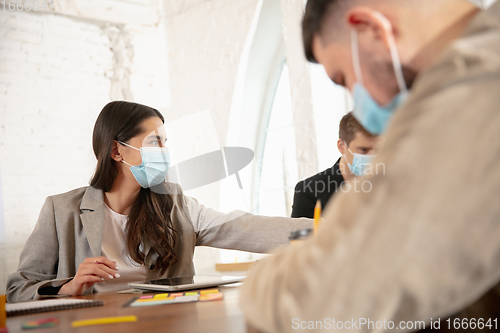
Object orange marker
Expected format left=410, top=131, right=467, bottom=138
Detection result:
left=313, top=200, right=322, bottom=234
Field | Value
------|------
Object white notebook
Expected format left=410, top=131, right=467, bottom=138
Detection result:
left=6, top=298, right=103, bottom=317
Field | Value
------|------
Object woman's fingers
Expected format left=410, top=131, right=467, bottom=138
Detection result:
left=91, top=263, right=121, bottom=278
left=59, top=275, right=103, bottom=296
left=60, top=257, right=120, bottom=296
left=87, top=257, right=119, bottom=271
left=66, top=256, right=121, bottom=295
left=80, top=257, right=120, bottom=277
left=77, top=265, right=118, bottom=280
left=73, top=276, right=103, bottom=295
left=77, top=275, right=104, bottom=285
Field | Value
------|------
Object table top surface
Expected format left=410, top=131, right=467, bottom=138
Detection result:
left=5, top=284, right=247, bottom=333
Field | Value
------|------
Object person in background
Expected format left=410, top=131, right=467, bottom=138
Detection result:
left=241, top=0, right=500, bottom=331
left=6, top=101, right=312, bottom=303
left=291, top=112, right=377, bottom=218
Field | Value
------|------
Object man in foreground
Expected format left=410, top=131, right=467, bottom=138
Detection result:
left=241, top=0, right=500, bottom=331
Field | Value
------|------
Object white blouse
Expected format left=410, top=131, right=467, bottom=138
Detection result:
left=93, top=204, right=147, bottom=293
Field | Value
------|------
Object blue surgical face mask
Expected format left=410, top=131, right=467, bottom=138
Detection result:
left=344, top=143, right=375, bottom=177
left=350, top=12, right=408, bottom=135
left=119, top=141, right=170, bottom=188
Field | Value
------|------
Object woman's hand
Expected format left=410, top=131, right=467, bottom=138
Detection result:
left=58, top=257, right=120, bottom=296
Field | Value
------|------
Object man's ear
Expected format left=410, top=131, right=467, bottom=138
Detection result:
left=345, top=6, right=397, bottom=49
left=337, top=139, right=346, bottom=155
left=111, top=140, right=122, bottom=162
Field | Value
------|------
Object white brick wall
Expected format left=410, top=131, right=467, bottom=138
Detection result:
left=0, top=4, right=174, bottom=292
left=0, top=9, right=114, bottom=292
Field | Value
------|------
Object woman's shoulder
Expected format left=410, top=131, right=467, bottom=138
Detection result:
left=49, top=186, right=89, bottom=201
left=48, top=186, right=102, bottom=212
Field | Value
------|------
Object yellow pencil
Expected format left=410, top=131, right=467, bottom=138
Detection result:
left=313, top=200, right=322, bottom=234
left=72, top=315, right=137, bottom=327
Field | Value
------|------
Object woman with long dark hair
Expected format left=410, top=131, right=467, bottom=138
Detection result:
left=7, top=101, right=312, bottom=302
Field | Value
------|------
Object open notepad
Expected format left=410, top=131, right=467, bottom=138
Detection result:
left=6, top=298, right=104, bottom=317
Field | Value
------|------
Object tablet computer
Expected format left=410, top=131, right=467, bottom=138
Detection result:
left=128, top=275, right=245, bottom=292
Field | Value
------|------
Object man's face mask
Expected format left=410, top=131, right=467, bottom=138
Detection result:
left=344, top=142, right=375, bottom=177
left=351, top=12, right=409, bottom=135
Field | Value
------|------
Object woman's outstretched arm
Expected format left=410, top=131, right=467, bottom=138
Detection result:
left=177, top=185, right=313, bottom=253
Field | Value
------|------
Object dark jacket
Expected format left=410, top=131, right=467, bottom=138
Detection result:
left=291, top=158, right=344, bottom=218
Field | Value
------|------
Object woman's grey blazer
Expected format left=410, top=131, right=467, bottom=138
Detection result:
left=7, top=183, right=312, bottom=303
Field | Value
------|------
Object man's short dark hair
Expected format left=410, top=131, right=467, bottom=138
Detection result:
left=339, top=112, right=376, bottom=145
left=302, top=0, right=348, bottom=63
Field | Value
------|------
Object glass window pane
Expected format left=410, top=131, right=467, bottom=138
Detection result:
left=257, top=64, right=298, bottom=217
left=310, top=63, right=353, bottom=171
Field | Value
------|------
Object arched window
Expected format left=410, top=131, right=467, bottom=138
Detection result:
left=254, top=62, right=352, bottom=217
left=214, top=0, right=352, bottom=268
left=255, top=63, right=298, bottom=217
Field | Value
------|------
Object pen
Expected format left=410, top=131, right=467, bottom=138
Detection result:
left=72, top=315, right=137, bottom=327
left=313, top=200, right=322, bottom=235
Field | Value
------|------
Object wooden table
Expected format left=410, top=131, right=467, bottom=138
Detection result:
left=6, top=285, right=249, bottom=333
